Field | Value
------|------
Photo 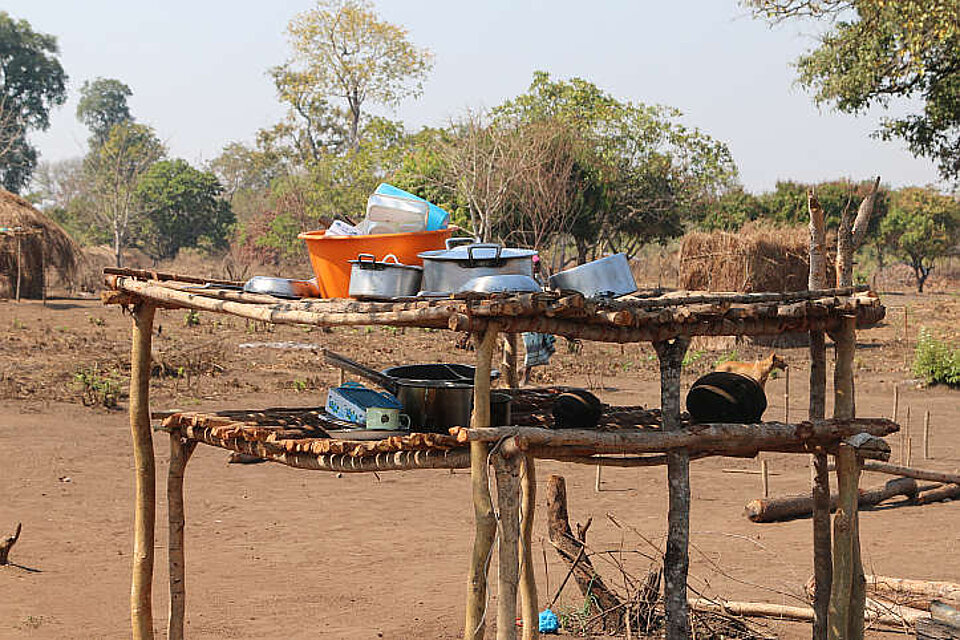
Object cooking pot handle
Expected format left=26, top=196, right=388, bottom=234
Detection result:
left=357, top=253, right=377, bottom=263
left=445, top=237, right=475, bottom=250
left=466, top=243, right=503, bottom=266
left=381, top=254, right=401, bottom=264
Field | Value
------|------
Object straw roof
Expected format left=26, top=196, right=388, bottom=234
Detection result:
left=0, top=188, right=81, bottom=298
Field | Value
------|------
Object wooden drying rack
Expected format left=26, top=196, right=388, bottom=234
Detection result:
left=102, top=267, right=895, bottom=640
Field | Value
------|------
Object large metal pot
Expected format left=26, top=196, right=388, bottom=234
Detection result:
left=348, top=253, right=422, bottom=299
left=418, top=242, right=537, bottom=294
left=548, top=253, right=637, bottom=299
left=322, top=351, right=505, bottom=433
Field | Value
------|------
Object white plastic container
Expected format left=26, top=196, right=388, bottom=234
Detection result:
left=365, top=193, right=429, bottom=234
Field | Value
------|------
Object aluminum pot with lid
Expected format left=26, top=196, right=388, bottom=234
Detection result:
left=418, top=241, right=537, bottom=294
left=348, top=253, right=422, bottom=300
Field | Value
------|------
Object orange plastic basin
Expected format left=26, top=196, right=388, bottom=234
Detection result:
left=299, top=227, right=455, bottom=298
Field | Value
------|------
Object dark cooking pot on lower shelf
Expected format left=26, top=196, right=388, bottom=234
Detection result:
left=381, top=364, right=505, bottom=433
left=686, top=372, right=767, bottom=424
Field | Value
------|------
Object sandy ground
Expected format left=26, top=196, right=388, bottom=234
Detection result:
left=1, top=291, right=958, bottom=639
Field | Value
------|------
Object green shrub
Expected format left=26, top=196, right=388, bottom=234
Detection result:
left=913, top=328, right=960, bottom=386
left=71, top=365, right=122, bottom=408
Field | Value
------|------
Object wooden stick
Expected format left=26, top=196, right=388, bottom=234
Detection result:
left=923, top=411, right=931, bottom=461
left=907, top=436, right=913, bottom=467
left=0, top=522, right=21, bottom=565
left=903, top=407, right=911, bottom=466
left=129, top=303, right=157, bottom=640
left=503, top=333, right=519, bottom=389
left=745, top=477, right=918, bottom=523
left=453, top=418, right=899, bottom=454
left=784, top=366, right=790, bottom=423
left=891, top=385, right=899, bottom=423
left=864, top=575, right=960, bottom=609
left=761, top=459, right=770, bottom=498
left=833, top=316, right=857, bottom=421
left=916, top=484, right=960, bottom=505
left=829, top=444, right=864, bottom=640
left=689, top=597, right=925, bottom=629
left=595, top=464, right=602, bottom=492
left=857, top=461, right=960, bottom=485
left=168, top=433, right=197, bottom=640
left=465, top=324, right=499, bottom=640
left=654, top=336, right=691, bottom=640
left=495, top=449, right=522, bottom=640
left=15, top=233, right=21, bottom=302
left=519, top=455, right=539, bottom=640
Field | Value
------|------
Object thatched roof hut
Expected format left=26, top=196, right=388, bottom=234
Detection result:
left=678, top=224, right=811, bottom=293
left=0, top=188, right=81, bottom=298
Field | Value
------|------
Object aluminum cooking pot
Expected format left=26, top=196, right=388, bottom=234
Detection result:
left=322, top=351, right=504, bottom=433
left=348, top=253, right=422, bottom=300
left=548, top=253, right=637, bottom=299
left=418, top=242, right=537, bottom=295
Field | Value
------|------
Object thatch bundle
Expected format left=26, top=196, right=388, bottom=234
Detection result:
left=0, top=189, right=81, bottom=298
left=679, top=224, right=810, bottom=293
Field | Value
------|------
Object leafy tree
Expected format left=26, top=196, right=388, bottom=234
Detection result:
left=0, top=12, right=67, bottom=193
left=136, top=159, right=235, bottom=260
left=696, top=188, right=766, bottom=230
left=84, top=122, right=165, bottom=266
left=879, top=186, right=960, bottom=292
left=745, top=0, right=960, bottom=182
left=76, top=77, right=133, bottom=146
left=273, top=0, right=433, bottom=148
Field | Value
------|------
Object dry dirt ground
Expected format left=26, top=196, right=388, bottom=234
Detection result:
left=1, top=288, right=958, bottom=639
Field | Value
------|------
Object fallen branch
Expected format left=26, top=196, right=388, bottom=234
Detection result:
left=0, top=522, right=22, bottom=565
left=918, top=484, right=960, bottom=505
left=745, top=477, right=920, bottom=522
left=545, top=474, right=622, bottom=632
left=689, top=597, right=926, bottom=630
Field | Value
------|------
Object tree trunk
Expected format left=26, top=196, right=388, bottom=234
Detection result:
left=114, top=226, right=124, bottom=268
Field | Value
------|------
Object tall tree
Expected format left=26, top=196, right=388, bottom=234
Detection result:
left=76, top=77, right=133, bottom=146
left=0, top=12, right=67, bottom=193
left=879, top=186, right=960, bottom=292
left=273, top=0, right=433, bottom=148
left=137, top=159, right=235, bottom=260
left=745, top=0, right=960, bottom=182
left=85, top=122, right=165, bottom=266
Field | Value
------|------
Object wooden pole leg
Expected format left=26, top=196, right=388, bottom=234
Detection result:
left=828, top=444, right=864, bottom=640
left=503, top=333, right=520, bottom=390
left=519, top=454, right=539, bottom=640
left=465, top=325, right=499, bottom=640
left=495, top=448, right=522, bottom=640
left=168, top=432, right=197, bottom=640
left=653, top=337, right=691, bottom=640
left=129, top=303, right=157, bottom=640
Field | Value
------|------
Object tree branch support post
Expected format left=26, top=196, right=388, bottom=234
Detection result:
left=465, top=323, right=500, bottom=640
left=519, top=454, right=539, bottom=640
left=168, top=431, right=197, bottom=640
left=495, top=445, right=523, bottom=640
left=503, top=333, right=520, bottom=389
left=809, top=187, right=832, bottom=640
left=653, top=336, right=691, bottom=640
left=130, top=302, right=157, bottom=640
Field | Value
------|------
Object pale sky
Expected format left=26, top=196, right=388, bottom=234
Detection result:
left=9, top=0, right=944, bottom=192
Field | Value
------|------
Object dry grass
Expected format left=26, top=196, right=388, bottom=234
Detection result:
left=678, top=224, right=810, bottom=293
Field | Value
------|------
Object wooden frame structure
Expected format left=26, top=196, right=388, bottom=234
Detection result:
left=103, top=268, right=894, bottom=640
left=1, top=226, right=44, bottom=302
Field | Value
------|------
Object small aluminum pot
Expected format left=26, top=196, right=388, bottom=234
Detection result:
left=548, top=253, right=637, bottom=299
left=348, top=253, right=422, bottom=300
left=418, top=242, right=537, bottom=294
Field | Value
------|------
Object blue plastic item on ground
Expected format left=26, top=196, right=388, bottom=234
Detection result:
left=539, top=609, right=559, bottom=634
left=374, top=183, right=450, bottom=230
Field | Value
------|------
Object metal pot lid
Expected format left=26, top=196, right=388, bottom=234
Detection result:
left=349, top=253, right=422, bottom=272
left=458, top=274, right=542, bottom=294
left=418, top=242, right=537, bottom=262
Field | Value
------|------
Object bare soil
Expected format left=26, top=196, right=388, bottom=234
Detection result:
left=1, top=288, right=958, bottom=639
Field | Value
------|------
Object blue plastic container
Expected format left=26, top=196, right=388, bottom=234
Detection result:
left=374, top=183, right=450, bottom=231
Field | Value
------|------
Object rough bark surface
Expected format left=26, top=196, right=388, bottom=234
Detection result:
left=129, top=303, right=156, bottom=640
left=654, top=337, right=691, bottom=640
left=168, top=434, right=197, bottom=640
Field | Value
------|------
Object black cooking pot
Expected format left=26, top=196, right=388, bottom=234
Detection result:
left=381, top=364, right=503, bottom=433
left=686, top=372, right=767, bottom=424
